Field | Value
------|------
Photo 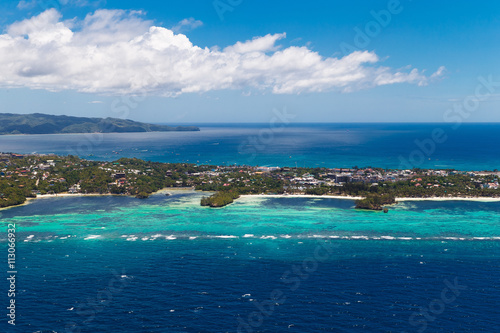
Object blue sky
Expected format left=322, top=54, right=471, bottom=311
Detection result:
left=0, top=0, right=499, bottom=123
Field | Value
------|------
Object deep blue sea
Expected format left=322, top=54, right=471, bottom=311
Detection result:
left=1, top=124, right=499, bottom=332
left=1, top=123, right=500, bottom=170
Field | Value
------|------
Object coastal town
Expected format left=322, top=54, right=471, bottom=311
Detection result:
left=1, top=152, right=499, bottom=210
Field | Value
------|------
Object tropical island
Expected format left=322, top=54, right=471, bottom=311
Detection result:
left=0, top=113, right=199, bottom=135
left=0, top=152, right=499, bottom=210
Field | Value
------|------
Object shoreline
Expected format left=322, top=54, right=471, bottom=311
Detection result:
left=240, top=194, right=500, bottom=202
left=240, top=194, right=365, bottom=200
left=395, top=197, right=500, bottom=202
left=0, top=187, right=197, bottom=212
left=2, top=191, right=500, bottom=212
left=32, top=187, right=196, bottom=200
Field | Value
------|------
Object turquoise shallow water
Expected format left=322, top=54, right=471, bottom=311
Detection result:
left=1, top=192, right=500, bottom=332
left=2, top=191, right=500, bottom=242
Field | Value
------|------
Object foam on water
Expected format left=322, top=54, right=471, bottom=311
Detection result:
left=43, top=231, right=500, bottom=241
left=260, top=236, right=277, bottom=239
left=13, top=232, right=500, bottom=243
left=84, top=235, right=101, bottom=240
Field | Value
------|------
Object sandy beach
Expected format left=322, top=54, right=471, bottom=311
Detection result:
left=395, top=197, right=500, bottom=202
left=2, top=191, right=500, bottom=212
left=241, top=194, right=500, bottom=202
left=240, top=194, right=365, bottom=200
left=0, top=187, right=198, bottom=211
left=32, top=193, right=111, bottom=199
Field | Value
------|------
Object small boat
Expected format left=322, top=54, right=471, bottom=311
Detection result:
left=165, top=192, right=172, bottom=196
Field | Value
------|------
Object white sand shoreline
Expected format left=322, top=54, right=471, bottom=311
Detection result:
left=30, top=193, right=111, bottom=199
left=0, top=187, right=197, bottom=211
left=240, top=194, right=365, bottom=200
left=395, top=197, right=500, bottom=202
left=241, top=194, right=500, bottom=202
left=2, top=191, right=500, bottom=212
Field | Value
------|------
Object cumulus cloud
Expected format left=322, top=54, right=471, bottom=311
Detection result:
left=0, top=9, right=444, bottom=96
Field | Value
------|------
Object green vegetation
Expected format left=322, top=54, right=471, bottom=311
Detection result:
left=0, top=113, right=199, bottom=135
left=305, top=186, right=330, bottom=195
left=355, top=194, right=396, bottom=211
left=0, top=186, right=33, bottom=208
left=1, top=152, right=499, bottom=210
left=136, top=192, right=150, bottom=199
left=0, top=154, right=213, bottom=208
left=200, top=191, right=240, bottom=207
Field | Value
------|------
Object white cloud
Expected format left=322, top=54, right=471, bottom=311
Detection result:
left=223, top=33, right=286, bottom=53
left=172, top=17, right=203, bottom=33
left=0, top=9, right=445, bottom=97
left=17, top=0, right=37, bottom=10
left=88, top=100, right=103, bottom=103
left=430, top=66, right=446, bottom=79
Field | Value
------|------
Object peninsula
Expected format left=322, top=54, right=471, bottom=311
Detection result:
left=0, top=113, right=199, bottom=135
left=1, top=153, right=499, bottom=210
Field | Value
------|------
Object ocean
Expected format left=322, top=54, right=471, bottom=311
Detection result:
left=1, top=124, right=499, bottom=332
left=1, top=123, right=500, bottom=170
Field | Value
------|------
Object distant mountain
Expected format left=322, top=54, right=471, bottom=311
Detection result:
left=0, top=113, right=199, bottom=135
